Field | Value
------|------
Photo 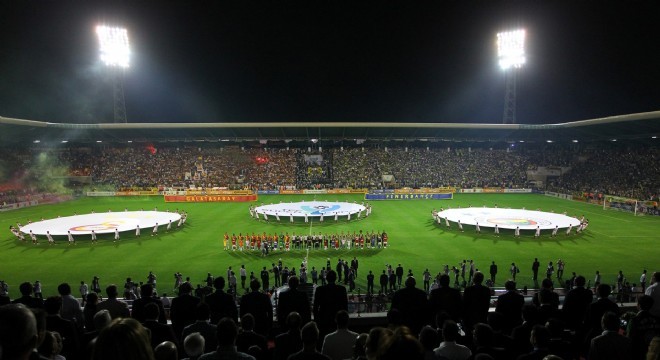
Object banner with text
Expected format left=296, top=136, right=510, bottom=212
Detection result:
left=164, top=195, right=257, bottom=203
left=302, top=189, right=328, bottom=194
left=115, top=190, right=160, bottom=196
left=365, top=193, right=453, bottom=200
left=394, top=187, right=455, bottom=194
left=86, top=191, right=117, bottom=197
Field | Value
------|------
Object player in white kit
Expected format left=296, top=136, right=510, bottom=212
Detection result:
left=152, top=223, right=159, bottom=236
left=551, top=225, right=558, bottom=237
left=534, top=226, right=541, bottom=238
left=114, top=228, right=120, bottom=242
left=46, top=231, right=55, bottom=245
left=514, top=227, right=520, bottom=238
left=91, top=230, right=97, bottom=243
left=494, top=224, right=500, bottom=237
left=67, top=231, right=75, bottom=245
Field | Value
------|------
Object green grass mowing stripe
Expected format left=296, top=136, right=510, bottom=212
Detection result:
left=0, top=194, right=658, bottom=296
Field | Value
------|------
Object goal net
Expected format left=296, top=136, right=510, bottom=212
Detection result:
left=603, top=195, right=645, bottom=216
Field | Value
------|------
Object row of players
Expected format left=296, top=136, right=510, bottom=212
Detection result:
left=8, top=212, right=188, bottom=245
left=222, top=230, right=389, bottom=251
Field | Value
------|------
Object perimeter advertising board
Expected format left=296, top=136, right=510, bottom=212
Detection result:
left=365, top=193, right=453, bottom=200
left=164, top=195, right=257, bottom=202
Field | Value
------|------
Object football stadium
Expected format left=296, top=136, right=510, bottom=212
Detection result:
left=1, top=2, right=660, bottom=360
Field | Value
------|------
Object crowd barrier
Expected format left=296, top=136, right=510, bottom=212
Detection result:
left=0, top=194, right=74, bottom=212
left=0, top=200, right=40, bottom=212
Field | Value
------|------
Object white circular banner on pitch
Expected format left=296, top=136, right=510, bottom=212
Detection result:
left=19, top=211, right=182, bottom=236
left=436, top=208, right=580, bottom=230
left=255, top=201, right=366, bottom=218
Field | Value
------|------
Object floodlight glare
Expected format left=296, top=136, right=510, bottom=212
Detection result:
left=96, top=25, right=130, bottom=68
left=497, top=29, right=526, bottom=70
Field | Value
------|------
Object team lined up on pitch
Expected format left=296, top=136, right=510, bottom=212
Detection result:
left=223, top=230, right=389, bottom=252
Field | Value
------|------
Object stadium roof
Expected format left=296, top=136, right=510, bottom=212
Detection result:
left=1, top=111, right=659, bottom=146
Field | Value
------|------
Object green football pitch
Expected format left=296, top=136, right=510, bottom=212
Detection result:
left=1, top=194, right=658, bottom=297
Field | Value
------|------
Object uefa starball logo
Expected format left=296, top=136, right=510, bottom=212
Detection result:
left=300, top=204, right=341, bottom=215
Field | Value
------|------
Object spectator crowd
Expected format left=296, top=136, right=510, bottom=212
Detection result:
left=2, top=258, right=660, bottom=360
left=0, top=143, right=657, bottom=203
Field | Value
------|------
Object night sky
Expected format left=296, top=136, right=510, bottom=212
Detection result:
left=1, top=1, right=659, bottom=124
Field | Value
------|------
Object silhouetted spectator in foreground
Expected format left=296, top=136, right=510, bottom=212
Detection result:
left=239, top=279, right=273, bottom=337
left=418, top=326, right=439, bottom=360
left=205, top=276, right=238, bottom=324
left=561, top=275, right=593, bottom=330
left=627, top=295, right=660, bottom=360
left=434, top=320, right=472, bottom=360
left=182, top=302, right=217, bottom=354
left=92, top=317, right=155, bottom=360
left=470, top=323, right=506, bottom=360
left=429, top=274, right=462, bottom=323
left=274, top=311, right=303, bottom=360
left=96, top=285, right=130, bottom=320
left=236, top=313, right=267, bottom=358
left=12, top=281, right=44, bottom=309
left=198, top=317, right=255, bottom=360
left=277, top=276, right=311, bottom=327
left=515, top=324, right=551, bottom=360
left=0, top=303, right=39, bottom=360
left=182, top=332, right=205, bottom=360
left=313, top=270, right=348, bottom=338
left=589, top=312, right=631, bottom=360
left=58, top=282, right=85, bottom=332
left=132, top=283, right=167, bottom=325
left=288, top=321, right=331, bottom=360
left=171, top=283, right=201, bottom=343
left=391, top=276, right=430, bottom=335
left=142, top=302, right=179, bottom=350
left=321, top=310, right=358, bottom=360
left=463, top=272, right=491, bottom=338
left=495, top=280, right=524, bottom=334
left=44, top=295, right=80, bottom=360
left=377, top=326, right=424, bottom=360
left=154, top=341, right=178, bottom=360
left=584, top=284, right=619, bottom=346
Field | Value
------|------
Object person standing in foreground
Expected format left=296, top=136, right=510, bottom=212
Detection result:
left=313, top=270, right=348, bottom=338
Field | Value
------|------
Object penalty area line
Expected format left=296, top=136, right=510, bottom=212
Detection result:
left=561, top=206, right=632, bottom=223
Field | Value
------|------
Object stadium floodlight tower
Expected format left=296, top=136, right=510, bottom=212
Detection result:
left=96, top=25, right=130, bottom=123
left=497, top=29, right=526, bottom=124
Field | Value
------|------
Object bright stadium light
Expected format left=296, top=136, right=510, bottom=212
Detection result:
left=497, top=29, right=526, bottom=70
left=96, top=25, right=130, bottom=68
left=497, top=28, right=526, bottom=124
left=96, top=25, right=130, bottom=123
